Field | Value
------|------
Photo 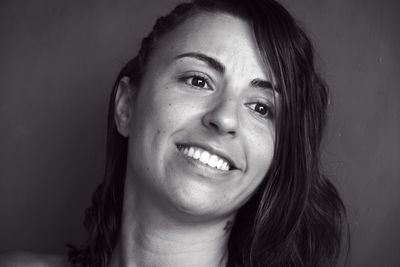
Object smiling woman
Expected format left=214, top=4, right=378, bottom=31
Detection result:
left=1, top=0, right=347, bottom=266
left=65, top=0, right=347, bottom=266
left=114, top=13, right=277, bottom=223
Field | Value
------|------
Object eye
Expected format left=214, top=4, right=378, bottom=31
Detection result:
left=247, top=102, right=274, bottom=119
left=181, top=73, right=211, bottom=90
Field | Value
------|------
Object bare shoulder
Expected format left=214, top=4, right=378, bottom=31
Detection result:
left=0, top=250, right=70, bottom=267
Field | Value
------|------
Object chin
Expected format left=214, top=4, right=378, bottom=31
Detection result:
left=165, top=184, right=238, bottom=221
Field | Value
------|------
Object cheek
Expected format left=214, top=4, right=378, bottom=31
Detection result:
left=132, top=89, right=200, bottom=163
left=245, top=126, right=275, bottom=181
left=152, top=91, right=201, bottom=132
left=132, top=87, right=178, bottom=136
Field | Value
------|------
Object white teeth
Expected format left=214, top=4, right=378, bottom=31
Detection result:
left=188, top=147, right=194, bottom=157
left=216, top=159, right=224, bottom=169
left=179, top=145, right=231, bottom=171
left=193, top=150, right=201, bottom=159
left=199, top=151, right=210, bottom=164
left=221, top=162, right=229, bottom=171
left=208, top=155, right=218, bottom=168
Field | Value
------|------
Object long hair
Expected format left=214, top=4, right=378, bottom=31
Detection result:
left=68, top=0, right=348, bottom=266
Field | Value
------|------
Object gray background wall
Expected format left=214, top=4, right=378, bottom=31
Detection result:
left=0, top=0, right=398, bottom=266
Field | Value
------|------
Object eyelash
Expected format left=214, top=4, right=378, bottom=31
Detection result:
left=178, top=73, right=275, bottom=120
left=179, top=72, right=212, bottom=90
left=246, top=102, right=275, bottom=119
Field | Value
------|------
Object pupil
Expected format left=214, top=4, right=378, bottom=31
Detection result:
left=192, top=77, right=204, bottom=87
left=256, top=104, right=266, bottom=115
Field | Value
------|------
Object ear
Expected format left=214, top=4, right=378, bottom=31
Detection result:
left=114, top=76, right=135, bottom=137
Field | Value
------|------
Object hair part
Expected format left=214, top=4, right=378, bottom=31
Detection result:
left=68, top=0, right=348, bottom=266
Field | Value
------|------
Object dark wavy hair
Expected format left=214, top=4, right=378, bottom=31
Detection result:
left=68, top=0, right=348, bottom=266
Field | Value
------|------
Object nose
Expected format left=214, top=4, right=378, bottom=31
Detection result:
left=202, top=97, right=238, bottom=137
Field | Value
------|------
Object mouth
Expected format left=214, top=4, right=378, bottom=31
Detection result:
left=176, top=144, right=237, bottom=171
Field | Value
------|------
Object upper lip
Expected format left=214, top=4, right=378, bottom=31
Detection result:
left=176, top=141, right=240, bottom=170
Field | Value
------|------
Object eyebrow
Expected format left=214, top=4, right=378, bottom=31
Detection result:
left=175, top=52, right=279, bottom=93
left=175, top=52, right=225, bottom=74
left=250, top=79, right=273, bottom=90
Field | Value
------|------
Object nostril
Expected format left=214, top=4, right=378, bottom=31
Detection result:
left=208, top=121, right=236, bottom=136
left=209, top=121, right=219, bottom=130
left=227, top=130, right=236, bottom=136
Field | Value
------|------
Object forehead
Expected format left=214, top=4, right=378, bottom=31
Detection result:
left=148, top=12, right=270, bottom=80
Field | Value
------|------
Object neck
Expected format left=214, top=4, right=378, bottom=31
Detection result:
left=108, top=176, right=233, bottom=267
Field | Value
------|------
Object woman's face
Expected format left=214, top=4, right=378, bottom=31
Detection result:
left=118, top=13, right=278, bottom=221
